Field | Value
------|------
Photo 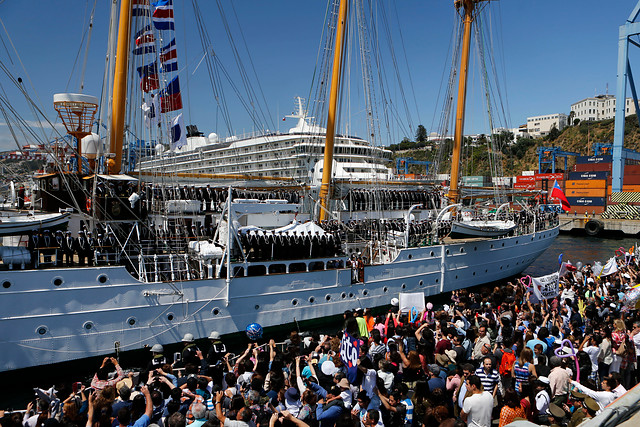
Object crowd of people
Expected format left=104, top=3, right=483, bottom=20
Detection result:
left=6, top=243, right=637, bottom=427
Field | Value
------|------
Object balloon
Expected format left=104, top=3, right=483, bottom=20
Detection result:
left=391, top=298, right=399, bottom=306
left=426, top=302, right=433, bottom=310
left=554, top=338, right=580, bottom=383
left=519, top=275, right=532, bottom=288
left=576, top=261, right=583, bottom=270
left=245, top=323, right=263, bottom=341
left=410, top=306, right=419, bottom=323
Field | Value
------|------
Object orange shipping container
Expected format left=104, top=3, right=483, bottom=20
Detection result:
left=622, top=185, right=640, bottom=192
left=568, top=206, right=605, bottom=215
left=566, top=188, right=606, bottom=197
left=565, top=179, right=607, bottom=189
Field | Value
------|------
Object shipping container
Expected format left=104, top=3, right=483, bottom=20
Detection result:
left=462, top=176, right=487, bottom=183
left=516, top=175, right=536, bottom=183
left=492, top=177, right=512, bottom=186
left=622, top=185, right=640, bottom=192
left=566, top=188, right=607, bottom=197
left=566, top=196, right=607, bottom=206
left=575, top=155, right=612, bottom=164
left=568, top=171, right=609, bottom=180
left=565, top=180, right=607, bottom=189
left=567, top=206, right=606, bottom=215
left=573, top=163, right=612, bottom=172
left=535, top=173, right=564, bottom=181
left=513, top=183, right=535, bottom=190
left=522, top=171, right=535, bottom=176
left=624, top=164, right=640, bottom=174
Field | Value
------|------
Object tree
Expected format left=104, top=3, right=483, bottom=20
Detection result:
left=415, top=125, right=428, bottom=143
left=547, top=125, right=560, bottom=141
left=568, top=111, right=575, bottom=126
left=573, top=118, right=580, bottom=126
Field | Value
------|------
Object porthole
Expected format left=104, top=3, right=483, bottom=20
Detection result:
left=383, top=286, right=388, bottom=293
left=455, top=275, right=458, bottom=279
left=485, top=269, right=488, bottom=273
left=473, top=272, right=476, bottom=276
left=506, top=264, right=510, bottom=268
left=36, top=325, right=48, bottom=335
left=212, top=308, right=220, bottom=316
left=474, top=246, right=477, bottom=251
left=167, top=313, right=175, bottom=321
left=325, top=294, right=332, bottom=301
left=500, top=266, right=503, bottom=270
left=363, top=290, right=369, bottom=296
left=255, top=304, right=260, bottom=310
left=97, top=274, right=108, bottom=284
left=292, top=299, right=298, bottom=306
left=2, top=281, right=11, bottom=289
left=515, top=240, right=519, bottom=244
left=83, top=321, right=94, bottom=331
left=419, top=280, right=424, bottom=286
left=408, top=254, right=412, bottom=260
left=446, top=249, right=450, bottom=255
left=308, top=297, right=315, bottom=303
left=490, top=244, right=494, bottom=249
left=435, top=278, right=439, bottom=283
left=348, top=292, right=354, bottom=298
left=430, top=251, right=434, bottom=256
left=341, top=292, right=347, bottom=299
left=52, top=277, right=64, bottom=286
left=127, top=316, right=137, bottom=326
left=401, top=283, right=406, bottom=289
left=502, top=243, right=505, bottom=247
left=459, top=248, right=464, bottom=253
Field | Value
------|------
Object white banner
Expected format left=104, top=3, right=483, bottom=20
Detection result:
left=399, top=292, right=425, bottom=314
left=599, top=257, right=618, bottom=277
left=531, top=272, right=559, bottom=302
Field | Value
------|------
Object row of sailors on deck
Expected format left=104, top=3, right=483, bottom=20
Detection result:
left=238, top=229, right=342, bottom=261
left=344, top=188, right=445, bottom=211
left=138, top=184, right=301, bottom=212
left=27, top=229, right=118, bottom=268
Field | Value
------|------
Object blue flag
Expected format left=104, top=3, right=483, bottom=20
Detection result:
left=340, top=331, right=360, bottom=383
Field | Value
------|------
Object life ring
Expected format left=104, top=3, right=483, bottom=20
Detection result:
left=584, top=219, right=603, bottom=236
left=86, top=197, right=92, bottom=212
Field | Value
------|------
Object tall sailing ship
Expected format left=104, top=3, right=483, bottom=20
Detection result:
left=0, top=0, right=558, bottom=372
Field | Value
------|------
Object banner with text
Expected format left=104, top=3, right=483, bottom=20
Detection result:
left=340, top=331, right=360, bottom=383
left=530, top=272, right=560, bottom=303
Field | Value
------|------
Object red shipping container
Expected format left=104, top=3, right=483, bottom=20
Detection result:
left=573, top=163, right=612, bottom=172
left=624, top=164, right=640, bottom=174
left=513, top=183, right=535, bottom=189
left=535, top=173, right=564, bottom=181
left=516, top=176, right=535, bottom=183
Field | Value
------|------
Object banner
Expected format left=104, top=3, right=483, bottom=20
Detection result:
left=599, top=257, right=618, bottom=277
left=530, top=272, right=559, bottom=303
left=340, top=332, right=360, bottom=383
left=398, top=292, right=425, bottom=314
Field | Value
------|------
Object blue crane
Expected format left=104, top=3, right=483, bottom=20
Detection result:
left=613, top=1, right=640, bottom=191
left=395, top=157, right=431, bottom=175
left=536, top=146, right=579, bottom=173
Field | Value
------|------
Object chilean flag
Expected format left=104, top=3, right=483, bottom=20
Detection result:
left=152, top=0, right=175, bottom=31
left=160, top=39, right=178, bottom=73
left=160, top=76, right=182, bottom=113
left=550, top=180, right=571, bottom=211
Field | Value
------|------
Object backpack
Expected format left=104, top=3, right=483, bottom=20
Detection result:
left=499, top=350, right=516, bottom=376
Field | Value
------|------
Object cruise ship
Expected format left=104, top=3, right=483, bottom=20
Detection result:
left=136, top=98, right=393, bottom=184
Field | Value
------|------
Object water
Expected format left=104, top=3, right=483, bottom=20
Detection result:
left=524, top=233, right=637, bottom=277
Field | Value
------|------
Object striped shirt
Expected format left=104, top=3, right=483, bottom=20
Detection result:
left=475, top=367, right=500, bottom=393
left=514, top=361, right=531, bottom=394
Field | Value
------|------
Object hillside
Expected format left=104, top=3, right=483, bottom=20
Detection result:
left=391, top=115, right=640, bottom=176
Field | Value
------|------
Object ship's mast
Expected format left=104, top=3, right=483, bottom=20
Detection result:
left=448, top=0, right=485, bottom=204
left=318, top=0, right=349, bottom=222
left=109, top=0, right=133, bottom=174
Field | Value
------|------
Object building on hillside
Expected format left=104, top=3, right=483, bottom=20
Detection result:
left=492, top=126, right=528, bottom=142
left=570, top=94, right=637, bottom=123
left=526, top=113, right=568, bottom=138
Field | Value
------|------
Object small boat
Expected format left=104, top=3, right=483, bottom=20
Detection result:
left=450, top=219, right=516, bottom=238
left=0, top=212, right=70, bottom=236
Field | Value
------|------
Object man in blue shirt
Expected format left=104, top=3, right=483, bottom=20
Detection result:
left=427, top=365, right=446, bottom=392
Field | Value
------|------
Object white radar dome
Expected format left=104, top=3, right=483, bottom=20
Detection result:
left=208, top=133, right=219, bottom=143
left=81, top=133, right=100, bottom=159
left=155, top=144, right=164, bottom=155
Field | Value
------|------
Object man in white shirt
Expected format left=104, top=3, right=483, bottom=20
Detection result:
left=461, top=375, right=493, bottom=427
left=579, top=334, right=602, bottom=382
left=570, top=376, right=618, bottom=413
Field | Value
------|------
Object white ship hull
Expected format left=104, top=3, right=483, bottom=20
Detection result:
left=0, top=225, right=558, bottom=372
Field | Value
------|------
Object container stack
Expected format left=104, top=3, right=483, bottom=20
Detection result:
left=461, top=176, right=491, bottom=187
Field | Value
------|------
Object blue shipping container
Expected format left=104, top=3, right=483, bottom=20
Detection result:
left=575, top=155, right=612, bottom=164
left=567, top=171, right=609, bottom=180
left=566, top=197, right=606, bottom=206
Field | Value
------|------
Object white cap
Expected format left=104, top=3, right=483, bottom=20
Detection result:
left=150, top=344, right=164, bottom=353
left=209, top=331, right=221, bottom=340
left=182, top=333, right=195, bottom=342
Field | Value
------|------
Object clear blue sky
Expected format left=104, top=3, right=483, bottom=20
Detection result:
left=0, top=0, right=636, bottom=152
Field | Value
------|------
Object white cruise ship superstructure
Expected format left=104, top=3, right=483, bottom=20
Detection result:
left=137, top=98, right=393, bottom=184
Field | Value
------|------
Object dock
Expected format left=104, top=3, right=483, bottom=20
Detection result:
left=559, top=214, right=640, bottom=236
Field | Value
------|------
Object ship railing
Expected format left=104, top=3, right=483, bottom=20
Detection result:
left=128, top=253, right=200, bottom=283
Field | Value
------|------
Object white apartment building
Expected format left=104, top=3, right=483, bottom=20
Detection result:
left=526, top=113, right=568, bottom=138
left=570, top=94, right=637, bottom=123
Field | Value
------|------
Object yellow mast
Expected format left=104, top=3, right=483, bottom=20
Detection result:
left=318, top=0, right=349, bottom=222
left=109, top=0, right=132, bottom=174
left=448, top=0, right=483, bottom=204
